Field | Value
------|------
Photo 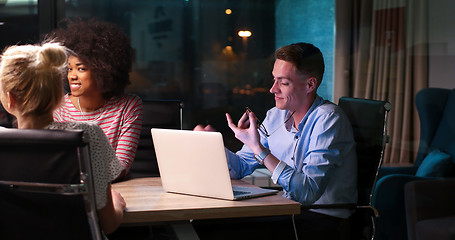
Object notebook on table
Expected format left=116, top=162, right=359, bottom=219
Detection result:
left=151, top=128, right=278, bottom=200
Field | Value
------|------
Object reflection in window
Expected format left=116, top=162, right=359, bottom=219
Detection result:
left=0, top=0, right=39, bottom=128
left=0, top=0, right=38, bottom=47
left=62, top=0, right=334, bottom=150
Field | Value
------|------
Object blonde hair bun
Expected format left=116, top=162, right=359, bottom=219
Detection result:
left=36, top=42, right=68, bottom=70
left=0, top=41, right=68, bottom=117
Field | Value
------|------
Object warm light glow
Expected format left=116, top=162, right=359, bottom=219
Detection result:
left=222, top=45, right=233, bottom=55
left=238, top=30, right=252, bottom=38
left=225, top=9, right=232, bottom=15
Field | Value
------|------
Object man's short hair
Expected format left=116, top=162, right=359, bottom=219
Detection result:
left=275, top=43, right=325, bottom=85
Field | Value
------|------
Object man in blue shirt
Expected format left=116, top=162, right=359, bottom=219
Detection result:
left=195, top=42, right=357, bottom=240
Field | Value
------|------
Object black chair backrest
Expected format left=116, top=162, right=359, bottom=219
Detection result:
left=339, top=97, right=391, bottom=206
left=0, top=129, right=102, bottom=240
left=130, top=99, right=183, bottom=178
left=0, top=105, right=14, bottom=128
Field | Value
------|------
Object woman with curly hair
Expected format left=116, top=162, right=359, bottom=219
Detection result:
left=50, top=18, right=143, bottom=180
left=0, top=41, right=126, bottom=234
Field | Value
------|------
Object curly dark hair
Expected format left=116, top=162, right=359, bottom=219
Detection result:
left=48, top=18, right=133, bottom=99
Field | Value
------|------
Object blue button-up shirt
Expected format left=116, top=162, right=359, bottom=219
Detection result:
left=226, top=95, right=357, bottom=218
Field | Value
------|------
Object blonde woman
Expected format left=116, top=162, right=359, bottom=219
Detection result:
left=0, top=42, right=126, bottom=235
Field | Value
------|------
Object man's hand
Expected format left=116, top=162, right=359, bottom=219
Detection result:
left=226, top=111, right=262, bottom=153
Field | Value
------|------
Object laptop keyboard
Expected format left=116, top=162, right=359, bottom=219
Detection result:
left=233, top=190, right=251, bottom=196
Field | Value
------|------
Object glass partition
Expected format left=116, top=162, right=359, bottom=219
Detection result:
left=0, top=0, right=39, bottom=128
left=0, top=0, right=335, bottom=151
left=64, top=0, right=280, bottom=150
left=0, top=0, right=39, bottom=47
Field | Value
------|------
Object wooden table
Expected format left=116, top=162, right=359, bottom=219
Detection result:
left=113, top=177, right=300, bottom=223
left=112, top=177, right=301, bottom=239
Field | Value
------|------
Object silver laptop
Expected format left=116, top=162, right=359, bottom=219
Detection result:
left=151, top=128, right=278, bottom=200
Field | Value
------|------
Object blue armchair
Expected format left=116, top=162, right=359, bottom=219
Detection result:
left=372, top=88, right=455, bottom=240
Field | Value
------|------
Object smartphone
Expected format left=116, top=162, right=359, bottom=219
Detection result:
left=245, top=107, right=264, bottom=129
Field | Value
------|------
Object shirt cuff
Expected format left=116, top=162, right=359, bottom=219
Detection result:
left=271, top=160, right=286, bottom=184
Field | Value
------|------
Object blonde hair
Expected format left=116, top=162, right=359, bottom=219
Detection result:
left=0, top=42, right=67, bottom=117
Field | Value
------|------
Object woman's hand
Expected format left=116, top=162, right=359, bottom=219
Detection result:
left=111, top=189, right=126, bottom=213
left=193, top=124, right=217, bottom=132
left=99, top=186, right=126, bottom=234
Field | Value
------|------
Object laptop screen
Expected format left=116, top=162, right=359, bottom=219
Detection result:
left=151, top=128, right=237, bottom=200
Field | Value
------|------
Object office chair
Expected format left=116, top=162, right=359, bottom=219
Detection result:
left=0, top=129, right=103, bottom=240
left=129, top=99, right=183, bottom=178
left=0, top=105, right=14, bottom=128
left=339, top=97, right=391, bottom=208
left=301, top=97, right=391, bottom=240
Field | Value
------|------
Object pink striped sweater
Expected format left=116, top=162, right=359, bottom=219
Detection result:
left=54, top=94, right=143, bottom=172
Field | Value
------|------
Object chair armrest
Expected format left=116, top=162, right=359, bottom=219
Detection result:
left=300, top=203, right=356, bottom=210
left=377, top=166, right=417, bottom=180
left=300, top=203, right=380, bottom=218
left=372, top=174, right=434, bottom=211
left=371, top=174, right=434, bottom=240
left=405, top=178, right=455, bottom=240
